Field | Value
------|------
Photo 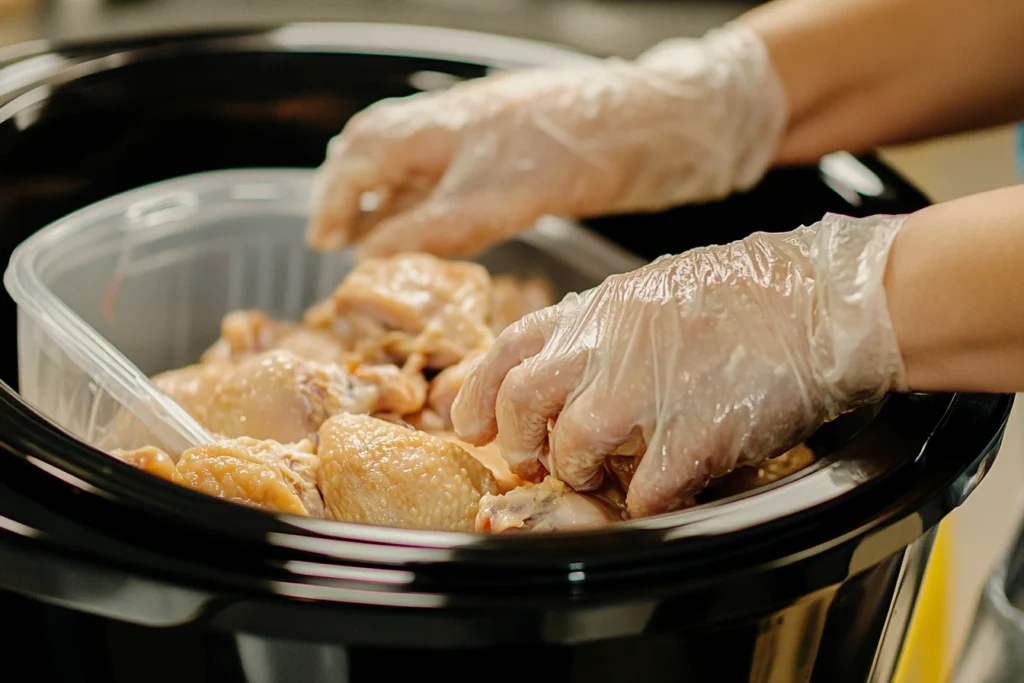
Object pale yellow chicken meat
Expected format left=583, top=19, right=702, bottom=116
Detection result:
left=111, top=445, right=177, bottom=481
left=201, top=309, right=357, bottom=366
left=476, top=445, right=814, bottom=534
left=317, top=414, right=498, bottom=531
left=431, top=432, right=523, bottom=493
left=476, top=476, right=623, bottom=533
left=114, top=437, right=324, bottom=517
left=307, top=252, right=495, bottom=369
left=152, top=360, right=234, bottom=426
left=157, top=349, right=426, bottom=444
left=426, top=350, right=484, bottom=430
left=125, top=250, right=821, bottom=534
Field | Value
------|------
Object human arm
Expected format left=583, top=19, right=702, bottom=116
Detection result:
left=886, top=184, right=1024, bottom=393
left=305, top=0, right=1024, bottom=258
left=450, top=184, right=1024, bottom=517
left=743, top=0, right=1024, bottom=164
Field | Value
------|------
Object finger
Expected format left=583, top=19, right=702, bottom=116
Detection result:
left=451, top=308, right=558, bottom=446
left=308, top=100, right=451, bottom=252
left=549, top=385, right=637, bottom=492
left=626, top=423, right=714, bottom=519
left=354, top=193, right=542, bottom=260
left=495, top=352, right=586, bottom=481
left=348, top=180, right=433, bottom=243
left=307, top=137, right=384, bottom=252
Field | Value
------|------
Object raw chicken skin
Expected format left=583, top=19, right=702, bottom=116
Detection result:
left=114, top=439, right=324, bottom=517
left=489, top=275, right=556, bottom=334
left=111, top=446, right=177, bottom=481
left=152, top=361, right=233, bottom=425
left=317, top=414, right=498, bottom=531
left=432, top=432, right=523, bottom=493
left=476, top=476, right=622, bottom=533
left=324, top=252, right=495, bottom=368
left=352, top=362, right=428, bottom=416
left=201, top=309, right=356, bottom=366
left=404, top=409, right=449, bottom=433
left=174, top=437, right=324, bottom=517
left=203, top=350, right=425, bottom=443
left=117, top=253, right=822, bottom=532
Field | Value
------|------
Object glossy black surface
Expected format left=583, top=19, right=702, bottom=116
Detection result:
left=0, top=23, right=1004, bottom=683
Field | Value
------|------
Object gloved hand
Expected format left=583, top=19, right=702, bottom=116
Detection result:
left=307, top=22, right=788, bottom=258
left=450, top=214, right=909, bottom=518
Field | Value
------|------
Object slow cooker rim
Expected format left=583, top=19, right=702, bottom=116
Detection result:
left=0, top=382, right=1010, bottom=613
left=0, top=379, right=1004, bottom=554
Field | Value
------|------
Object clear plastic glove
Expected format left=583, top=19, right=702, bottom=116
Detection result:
left=307, top=22, right=787, bottom=258
left=450, top=214, right=908, bottom=519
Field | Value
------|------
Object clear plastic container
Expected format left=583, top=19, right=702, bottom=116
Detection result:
left=4, top=168, right=643, bottom=457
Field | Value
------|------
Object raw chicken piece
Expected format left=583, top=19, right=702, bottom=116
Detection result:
left=489, top=275, right=556, bottom=334
left=174, top=437, right=324, bottom=517
left=201, top=309, right=355, bottom=366
left=111, top=445, right=177, bottom=481
left=152, top=361, right=234, bottom=425
left=352, top=362, right=428, bottom=416
left=203, top=350, right=426, bottom=443
left=427, top=351, right=484, bottom=429
left=319, top=253, right=495, bottom=368
left=432, top=432, right=523, bottom=493
left=476, top=476, right=622, bottom=533
left=317, top=414, right=498, bottom=531
left=404, top=409, right=449, bottom=433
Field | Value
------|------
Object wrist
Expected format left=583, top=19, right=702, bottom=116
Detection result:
left=802, top=214, right=908, bottom=411
left=883, top=191, right=1024, bottom=394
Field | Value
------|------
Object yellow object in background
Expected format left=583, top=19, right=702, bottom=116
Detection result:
left=892, top=519, right=951, bottom=683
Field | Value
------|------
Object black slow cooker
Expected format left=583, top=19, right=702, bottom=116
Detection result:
left=0, top=23, right=1012, bottom=683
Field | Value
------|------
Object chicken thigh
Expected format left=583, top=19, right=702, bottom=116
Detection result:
left=201, top=309, right=355, bottom=366
left=174, top=437, right=324, bottom=517
left=317, top=414, right=498, bottom=531
left=426, top=350, right=484, bottom=430
left=431, top=432, right=522, bottom=493
left=476, top=477, right=623, bottom=533
left=202, top=350, right=426, bottom=443
left=313, top=252, right=495, bottom=368
left=111, top=445, right=178, bottom=481
left=152, top=360, right=234, bottom=426
left=113, top=438, right=324, bottom=517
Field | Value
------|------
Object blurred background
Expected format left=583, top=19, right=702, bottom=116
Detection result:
left=1, top=0, right=1021, bottom=678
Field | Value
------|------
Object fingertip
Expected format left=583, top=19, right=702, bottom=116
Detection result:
left=306, top=215, right=349, bottom=252
left=451, top=380, right=497, bottom=446
left=625, top=433, right=704, bottom=519
left=355, top=209, right=436, bottom=259
left=624, top=468, right=672, bottom=520
left=451, top=313, right=555, bottom=445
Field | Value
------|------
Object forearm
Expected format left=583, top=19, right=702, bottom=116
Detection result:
left=740, top=0, right=1024, bottom=165
left=885, top=184, right=1024, bottom=393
